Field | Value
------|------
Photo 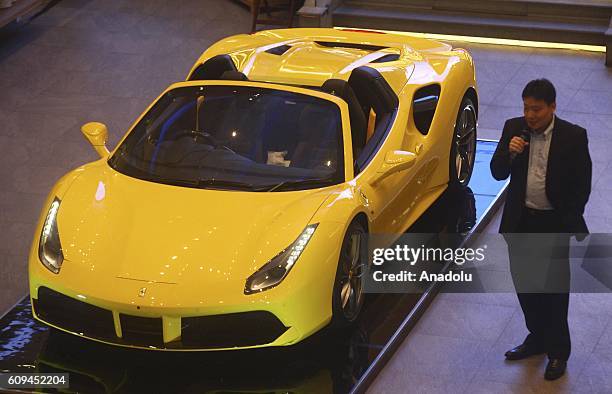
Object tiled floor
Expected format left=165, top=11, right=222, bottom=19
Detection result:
left=0, top=1, right=611, bottom=392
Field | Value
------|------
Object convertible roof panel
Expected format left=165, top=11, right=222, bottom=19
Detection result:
left=191, top=28, right=453, bottom=91
left=241, top=40, right=404, bottom=86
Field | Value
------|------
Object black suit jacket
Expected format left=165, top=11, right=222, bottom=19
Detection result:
left=490, top=116, right=592, bottom=234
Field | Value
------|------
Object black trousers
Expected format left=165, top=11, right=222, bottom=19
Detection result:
left=507, top=207, right=571, bottom=360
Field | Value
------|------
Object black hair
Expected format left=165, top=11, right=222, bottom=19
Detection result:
left=522, top=78, right=556, bottom=105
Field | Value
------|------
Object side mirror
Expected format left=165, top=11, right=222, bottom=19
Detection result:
left=370, top=150, right=417, bottom=186
left=81, top=122, right=110, bottom=158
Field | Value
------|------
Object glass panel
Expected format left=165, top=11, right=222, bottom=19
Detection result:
left=109, top=85, right=345, bottom=191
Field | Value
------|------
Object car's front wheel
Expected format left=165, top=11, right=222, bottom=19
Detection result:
left=331, top=221, right=367, bottom=328
left=449, top=96, right=477, bottom=189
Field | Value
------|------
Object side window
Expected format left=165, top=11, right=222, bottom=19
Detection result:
left=413, top=84, right=441, bottom=135
left=347, top=67, right=399, bottom=174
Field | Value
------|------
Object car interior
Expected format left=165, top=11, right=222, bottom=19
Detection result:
left=189, top=54, right=400, bottom=174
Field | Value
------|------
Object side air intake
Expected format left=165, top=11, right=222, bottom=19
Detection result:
left=413, top=84, right=441, bottom=135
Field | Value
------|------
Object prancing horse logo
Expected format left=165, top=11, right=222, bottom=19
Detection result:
left=138, top=287, right=147, bottom=297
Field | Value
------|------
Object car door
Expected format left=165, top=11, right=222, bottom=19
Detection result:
left=355, top=114, right=427, bottom=235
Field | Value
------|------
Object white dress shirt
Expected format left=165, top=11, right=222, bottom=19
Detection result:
left=525, top=116, right=555, bottom=210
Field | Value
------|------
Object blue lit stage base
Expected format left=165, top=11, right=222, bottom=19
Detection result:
left=0, top=140, right=507, bottom=394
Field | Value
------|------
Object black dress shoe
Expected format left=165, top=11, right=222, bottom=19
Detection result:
left=504, top=344, right=545, bottom=360
left=545, top=358, right=567, bottom=380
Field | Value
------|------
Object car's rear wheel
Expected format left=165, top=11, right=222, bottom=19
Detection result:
left=331, top=221, right=367, bottom=328
left=449, top=96, right=477, bottom=189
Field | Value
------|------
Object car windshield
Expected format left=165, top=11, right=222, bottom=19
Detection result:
left=109, top=85, right=345, bottom=191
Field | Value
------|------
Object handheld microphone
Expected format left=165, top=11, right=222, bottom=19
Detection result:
left=520, top=129, right=531, bottom=144
left=510, top=129, right=531, bottom=159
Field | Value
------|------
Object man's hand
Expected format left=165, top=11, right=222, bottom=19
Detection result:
left=509, top=136, right=529, bottom=157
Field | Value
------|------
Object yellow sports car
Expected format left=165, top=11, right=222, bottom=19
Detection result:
left=28, top=28, right=478, bottom=351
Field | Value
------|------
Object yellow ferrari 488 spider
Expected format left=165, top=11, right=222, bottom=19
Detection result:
left=28, top=28, right=478, bottom=350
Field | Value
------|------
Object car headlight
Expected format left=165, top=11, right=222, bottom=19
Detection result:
left=245, top=224, right=318, bottom=294
left=38, top=197, right=64, bottom=274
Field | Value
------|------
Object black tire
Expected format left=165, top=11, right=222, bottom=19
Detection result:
left=449, top=96, right=477, bottom=189
left=330, top=220, right=367, bottom=329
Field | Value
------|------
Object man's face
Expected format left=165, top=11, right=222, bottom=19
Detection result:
left=523, top=97, right=556, bottom=132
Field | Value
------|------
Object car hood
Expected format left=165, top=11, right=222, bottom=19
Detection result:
left=57, top=163, right=333, bottom=287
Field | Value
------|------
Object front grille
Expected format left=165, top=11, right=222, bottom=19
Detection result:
left=34, top=287, right=288, bottom=350
left=181, top=311, right=288, bottom=349
left=34, top=287, right=116, bottom=341
left=120, top=314, right=164, bottom=348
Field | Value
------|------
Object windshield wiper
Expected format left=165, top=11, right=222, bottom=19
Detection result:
left=196, top=178, right=256, bottom=190
left=144, top=174, right=334, bottom=192
left=264, top=177, right=336, bottom=192
left=145, top=176, right=256, bottom=191
left=139, top=174, right=198, bottom=188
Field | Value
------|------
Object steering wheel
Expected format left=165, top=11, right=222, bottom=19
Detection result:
left=171, top=130, right=235, bottom=153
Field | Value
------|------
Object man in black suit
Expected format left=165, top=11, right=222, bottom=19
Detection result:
left=490, top=79, right=591, bottom=380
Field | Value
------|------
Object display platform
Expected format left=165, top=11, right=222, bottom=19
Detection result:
left=0, top=140, right=507, bottom=394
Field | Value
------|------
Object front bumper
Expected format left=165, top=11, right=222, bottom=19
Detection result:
left=32, top=286, right=291, bottom=350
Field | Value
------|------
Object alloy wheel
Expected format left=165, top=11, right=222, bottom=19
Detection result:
left=339, top=231, right=365, bottom=321
left=454, top=103, right=477, bottom=186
